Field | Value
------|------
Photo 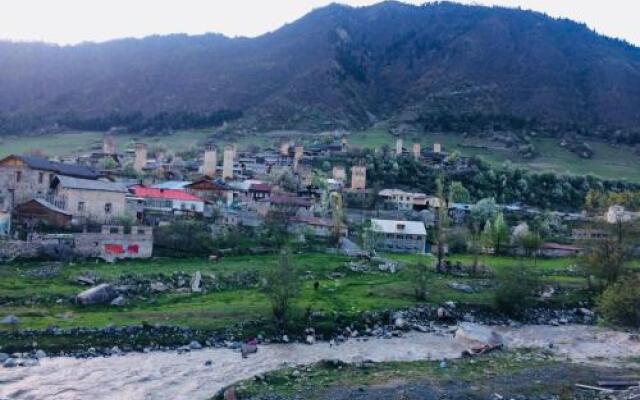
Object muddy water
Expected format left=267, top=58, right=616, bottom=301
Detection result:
left=0, top=325, right=637, bottom=400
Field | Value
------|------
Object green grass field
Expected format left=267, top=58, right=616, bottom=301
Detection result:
left=0, top=253, right=589, bottom=334
left=348, top=129, right=640, bottom=182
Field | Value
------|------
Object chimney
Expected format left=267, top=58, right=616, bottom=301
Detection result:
left=396, top=138, right=403, bottom=156
left=133, top=143, right=147, bottom=173
left=203, top=144, right=217, bottom=177
left=433, top=142, right=442, bottom=154
left=222, top=145, right=234, bottom=180
left=103, top=133, right=116, bottom=155
left=412, top=142, right=421, bottom=160
left=351, top=163, right=367, bottom=190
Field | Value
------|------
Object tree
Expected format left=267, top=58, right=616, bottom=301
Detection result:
left=470, top=198, right=498, bottom=229
left=448, top=181, right=471, bottom=204
left=274, top=170, right=299, bottom=193
left=519, top=231, right=543, bottom=265
left=263, top=249, right=300, bottom=331
left=409, top=262, right=430, bottom=301
left=581, top=220, right=636, bottom=287
left=484, top=212, right=509, bottom=255
left=154, top=221, right=216, bottom=256
left=597, top=274, right=640, bottom=328
left=432, top=177, right=449, bottom=272
left=494, top=265, right=541, bottom=316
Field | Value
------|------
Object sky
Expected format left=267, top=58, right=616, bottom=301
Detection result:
left=0, top=0, right=638, bottom=46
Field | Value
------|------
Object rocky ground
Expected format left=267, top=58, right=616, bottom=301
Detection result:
left=224, top=353, right=637, bottom=400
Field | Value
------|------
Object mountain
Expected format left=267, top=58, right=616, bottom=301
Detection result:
left=1, top=1, right=640, bottom=142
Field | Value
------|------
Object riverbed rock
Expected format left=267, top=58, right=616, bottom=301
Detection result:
left=394, top=316, right=407, bottom=329
left=0, top=353, right=9, bottom=362
left=75, top=272, right=97, bottom=286
left=223, top=387, right=237, bottom=400
left=3, top=358, right=17, bottom=368
left=191, top=271, right=202, bottom=293
left=76, top=284, right=116, bottom=305
left=0, top=314, right=19, bottom=325
left=306, top=335, right=316, bottom=345
left=189, top=341, right=202, bottom=350
left=150, top=282, right=168, bottom=293
left=34, top=350, right=46, bottom=359
left=110, top=296, right=126, bottom=307
left=448, top=282, right=473, bottom=293
left=455, top=322, right=504, bottom=346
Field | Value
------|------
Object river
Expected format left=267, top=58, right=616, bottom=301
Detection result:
left=0, top=324, right=637, bottom=400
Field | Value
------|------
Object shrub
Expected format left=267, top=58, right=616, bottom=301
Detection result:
left=597, top=275, right=640, bottom=328
left=494, top=265, right=541, bottom=316
left=154, top=221, right=216, bottom=256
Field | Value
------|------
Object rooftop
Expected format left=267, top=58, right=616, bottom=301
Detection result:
left=1, top=155, right=100, bottom=179
left=55, top=176, right=127, bottom=193
left=130, top=186, right=204, bottom=202
left=370, top=219, right=427, bottom=236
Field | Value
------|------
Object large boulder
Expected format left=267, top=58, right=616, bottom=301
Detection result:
left=0, top=315, right=19, bottom=325
left=455, top=323, right=504, bottom=346
left=75, top=284, right=116, bottom=306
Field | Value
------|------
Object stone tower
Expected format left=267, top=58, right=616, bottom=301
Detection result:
left=133, top=143, right=147, bottom=173
left=203, top=144, right=217, bottom=177
left=341, top=137, right=348, bottom=153
left=332, top=165, right=346, bottom=181
left=412, top=142, right=421, bottom=160
left=103, top=133, right=116, bottom=155
left=351, top=164, right=367, bottom=190
left=280, top=140, right=291, bottom=157
left=433, top=142, right=442, bottom=154
left=396, top=138, right=403, bottom=155
left=222, top=145, right=235, bottom=180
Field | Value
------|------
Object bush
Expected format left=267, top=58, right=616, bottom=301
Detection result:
left=154, top=221, right=216, bottom=256
left=494, top=265, right=541, bottom=316
left=597, top=275, right=640, bottom=328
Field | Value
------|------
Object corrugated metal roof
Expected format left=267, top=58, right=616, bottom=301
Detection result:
left=370, top=219, right=426, bottom=235
left=56, top=176, right=127, bottom=193
left=130, top=186, right=204, bottom=202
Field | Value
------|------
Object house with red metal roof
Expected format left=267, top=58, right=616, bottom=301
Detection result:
left=129, top=186, right=206, bottom=216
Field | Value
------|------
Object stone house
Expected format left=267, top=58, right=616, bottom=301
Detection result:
left=0, top=154, right=100, bottom=212
left=51, top=176, right=128, bottom=224
left=378, top=189, right=441, bottom=211
left=289, top=215, right=348, bottom=238
left=370, top=219, right=427, bottom=254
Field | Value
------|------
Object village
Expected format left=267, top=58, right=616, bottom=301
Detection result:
left=1, top=131, right=639, bottom=400
left=1, top=131, right=635, bottom=261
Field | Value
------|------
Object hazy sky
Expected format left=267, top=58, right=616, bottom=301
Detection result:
left=0, top=0, right=638, bottom=46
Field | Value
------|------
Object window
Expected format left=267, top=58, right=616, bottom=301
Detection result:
left=0, top=196, right=4, bottom=208
left=105, top=203, right=113, bottom=214
left=38, top=172, right=44, bottom=184
left=137, top=229, right=146, bottom=235
left=190, top=204, right=196, bottom=211
left=109, top=227, right=119, bottom=234
left=78, top=202, right=86, bottom=212
left=15, top=171, right=21, bottom=182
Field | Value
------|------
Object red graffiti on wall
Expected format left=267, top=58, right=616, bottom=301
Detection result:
left=127, top=244, right=139, bottom=254
left=104, top=244, right=124, bottom=254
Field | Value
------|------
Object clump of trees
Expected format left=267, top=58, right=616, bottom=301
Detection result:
left=153, top=221, right=216, bottom=256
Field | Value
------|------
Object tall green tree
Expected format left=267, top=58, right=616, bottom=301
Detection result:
left=263, top=249, right=300, bottom=331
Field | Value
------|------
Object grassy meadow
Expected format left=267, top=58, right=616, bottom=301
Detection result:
left=0, top=253, right=590, bottom=335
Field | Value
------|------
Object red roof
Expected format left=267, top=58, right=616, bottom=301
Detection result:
left=130, top=186, right=203, bottom=202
